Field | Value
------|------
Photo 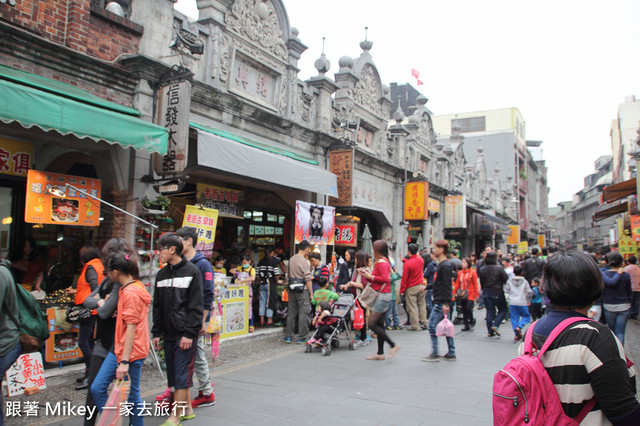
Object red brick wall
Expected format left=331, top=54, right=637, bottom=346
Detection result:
left=0, top=1, right=142, bottom=62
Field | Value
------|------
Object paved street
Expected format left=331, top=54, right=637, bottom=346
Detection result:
left=7, top=316, right=639, bottom=426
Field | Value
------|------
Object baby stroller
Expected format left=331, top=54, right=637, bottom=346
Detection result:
left=305, top=292, right=357, bottom=356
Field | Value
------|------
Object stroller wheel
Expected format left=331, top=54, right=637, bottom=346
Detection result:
left=305, top=344, right=312, bottom=353
left=321, top=346, right=331, bottom=356
left=331, top=339, right=340, bottom=348
left=349, top=342, right=355, bottom=350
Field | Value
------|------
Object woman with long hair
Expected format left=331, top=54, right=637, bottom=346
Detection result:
left=453, top=257, right=479, bottom=331
left=357, top=240, right=401, bottom=360
left=341, top=250, right=371, bottom=346
left=600, top=252, right=632, bottom=344
left=335, top=248, right=355, bottom=291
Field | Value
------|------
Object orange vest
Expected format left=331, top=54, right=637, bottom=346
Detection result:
left=75, top=258, right=105, bottom=313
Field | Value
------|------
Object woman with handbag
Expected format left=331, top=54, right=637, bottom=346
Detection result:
left=71, top=245, right=105, bottom=390
left=356, top=240, right=401, bottom=361
left=341, top=251, right=371, bottom=347
left=453, top=258, right=479, bottom=331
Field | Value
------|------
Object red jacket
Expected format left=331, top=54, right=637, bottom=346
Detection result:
left=453, top=268, right=479, bottom=301
left=400, top=254, right=425, bottom=294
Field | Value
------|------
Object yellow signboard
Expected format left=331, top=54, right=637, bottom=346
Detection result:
left=537, top=234, right=546, bottom=248
left=0, top=138, right=33, bottom=177
left=518, top=241, right=529, bottom=254
left=404, top=182, right=429, bottom=221
left=220, top=284, right=249, bottom=339
left=507, top=225, right=520, bottom=245
left=427, top=198, right=441, bottom=213
left=182, top=205, right=219, bottom=259
left=619, top=237, right=637, bottom=260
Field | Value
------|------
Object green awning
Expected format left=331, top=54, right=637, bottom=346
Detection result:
left=0, top=64, right=168, bottom=154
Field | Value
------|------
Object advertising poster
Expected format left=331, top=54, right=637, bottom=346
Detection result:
left=220, top=285, right=249, bottom=339
left=444, top=195, right=466, bottom=228
left=404, top=182, right=429, bottom=221
left=294, top=201, right=335, bottom=245
left=45, top=308, right=81, bottom=363
left=537, top=234, right=546, bottom=248
left=507, top=225, right=520, bottom=245
left=518, top=241, right=529, bottom=255
left=5, top=352, right=46, bottom=397
left=630, top=215, right=640, bottom=242
left=0, top=138, right=33, bottom=178
left=335, top=223, right=358, bottom=246
left=25, top=170, right=101, bottom=226
left=182, top=205, right=219, bottom=260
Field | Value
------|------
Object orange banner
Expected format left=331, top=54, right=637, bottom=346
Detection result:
left=404, top=182, right=429, bottom=221
left=537, top=234, right=546, bottom=248
left=25, top=170, right=101, bottom=226
left=507, top=225, right=520, bottom=245
left=631, top=215, right=640, bottom=242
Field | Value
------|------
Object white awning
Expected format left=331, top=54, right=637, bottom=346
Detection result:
left=194, top=125, right=338, bottom=198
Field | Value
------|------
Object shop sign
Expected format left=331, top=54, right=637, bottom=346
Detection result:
left=619, top=237, right=637, bottom=259
left=45, top=308, right=81, bottom=363
left=295, top=200, right=335, bottom=245
left=220, top=284, right=249, bottom=339
left=183, top=205, right=219, bottom=260
left=630, top=215, right=640, bottom=242
left=154, top=81, right=191, bottom=175
left=404, top=182, right=429, bottom=221
left=444, top=195, right=466, bottom=228
left=230, top=54, right=279, bottom=108
left=537, top=234, right=546, bottom=248
left=517, top=241, right=529, bottom=255
left=196, top=183, right=242, bottom=216
left=335, top=223, right=358, bottom=246
left=427, top=198, right=440, bottom=213
left=25, top=170, right=101, bottom=226
left=617, top=218, right=624, bottom=241
left=507, top=225, right=520, bottom=245
left=475, top=213, right=494, bottom=236
left=5, top=352, right=46, bottom=397
left=0, top=138, right=33, bottom=177
left=328, top=149, right=353, bottom=207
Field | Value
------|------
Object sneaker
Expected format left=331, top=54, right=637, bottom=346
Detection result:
left=360, top=339, right=370, bottom=347
left=386, top=326, right=393, bottom=330
left=284, top=337, right=292, bottom=344
left=296, top=339, right=306, bottom=344
left=249, top=325, right=255, bottom=333
left=307, top=338, right=317, bottom=345
left=442, top=353, right=457, bottom=361
left=155, top=388, right=174, bottom=403
left=393, top=326, right=403, bottom=330
left=461, top=326, right=471, bottom=331
left=191, top=391, right=215, bottom=408
left=422, top=354, right=440, bottom=362
left=514, top=327, right=522, bottom=340
left=353, top=340, right=362, bottom=348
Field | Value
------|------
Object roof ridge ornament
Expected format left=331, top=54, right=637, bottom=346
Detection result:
left=359, top=26, right=373, bottom=51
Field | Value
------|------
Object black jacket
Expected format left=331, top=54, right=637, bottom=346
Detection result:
left=432, top=259, right=453, bottom=305
left=523, top=257, right=545, bottom=283
left=152, top=258, right=203, bottom=341
left=478, top=264, right=508, bottom=294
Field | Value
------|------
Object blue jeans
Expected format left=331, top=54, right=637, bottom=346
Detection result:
left=484, top=292, right=508, bottom=334
left=385, top=300, right=400, bottom=327
left=509, top=305, right=531, bottom=332
left=427, top=303, right=455, bottom=356
left=603, top=308, right=630, bottom=345
left=426, top=289, right=433, bottom=317
left=259, top=284, right=273, bottom=318
left=0, top=342, right=21, bottom=426
left=91, top=352, right=144, bottom=426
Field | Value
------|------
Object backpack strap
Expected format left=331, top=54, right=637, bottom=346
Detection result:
left=537, top=317, right=595, bottom=358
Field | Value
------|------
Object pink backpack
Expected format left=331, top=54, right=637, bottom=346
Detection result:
left=492, top=317, right=597, bottom=425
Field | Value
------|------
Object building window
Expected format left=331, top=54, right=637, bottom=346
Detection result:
left=451, top=116, right=485, bottom=133
left=420, top=157, right=428, bottom=174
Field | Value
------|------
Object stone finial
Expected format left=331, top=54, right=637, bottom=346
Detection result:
left=314, top=37, right=330, bottom=75
left=443, top=144, right=454, bottom=156
left=392, top=103, right=405, bottom=124
left=291, top=27, right=300, bottom=39
left=338, top=56, right=355, bottom=71
left=359, top=26, right=373, bottom=51
left=435, top=141, right=445, bottom=151
left=382, top=84, right=390, bottom=96
left=416, top=95, right=428, bottom=106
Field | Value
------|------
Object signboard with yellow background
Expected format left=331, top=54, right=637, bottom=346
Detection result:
left=507, top=225, right=520, bottom=245
left=0, top=138, right=33, bottom=177
left=25, top=170, right=100, bottom=226
left=404, top=182, right=429, bottom=221
left=182, top=205, right=219, bottom=259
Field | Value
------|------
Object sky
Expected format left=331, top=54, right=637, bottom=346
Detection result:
left=174, top=0, right=640, bottom=207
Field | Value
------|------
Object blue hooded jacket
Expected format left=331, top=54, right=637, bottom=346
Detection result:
left=191, top=251, right=215, bottom=321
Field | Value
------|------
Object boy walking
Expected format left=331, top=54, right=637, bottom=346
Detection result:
left=152, top=233, right=203, bottom=425
left=505, top=265, right=532, bottom=340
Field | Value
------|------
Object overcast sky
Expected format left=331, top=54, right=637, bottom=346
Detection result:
left=175, top=0, right=640, bottom=207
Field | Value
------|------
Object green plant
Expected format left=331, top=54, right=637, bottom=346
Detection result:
left=519, top=169, right=527, bottom=180
left=141, top=195, right=171, bottom=211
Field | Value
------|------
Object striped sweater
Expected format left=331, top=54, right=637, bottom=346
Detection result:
left=522, top=310, right=639, bottom=425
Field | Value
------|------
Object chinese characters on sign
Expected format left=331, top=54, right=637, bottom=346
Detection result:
left=182, top=205, right=219, bottom=260
left=154, top=81, right=191, bottom=175
left=404, top=182, right=429, bottom=221
left=427, top=198, right=441, bottom=214
left=537, top=234, right=546, bottom=249
left=220, top=285, right=249, bottom=339
left=196, top=183, right=242, bottom=217
left=231, top=57, right=277, bottom=106
left=0, top=138, right=33, bottom=177
left=5, top=353, right=46, bottom=397
left=507, top=225, right=520, bottom=245
left=334, top=223, right=358, bottom=247
left=25, top=170, right=101, bottom=227
left=328, top=150, right=353, bottom=207
left=444, top=195, right=467, bottom=228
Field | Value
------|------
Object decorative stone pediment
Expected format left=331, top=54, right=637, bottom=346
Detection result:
left=225, top=0, right=288, bottom=61
left=353, top=64, right=382, bottom=116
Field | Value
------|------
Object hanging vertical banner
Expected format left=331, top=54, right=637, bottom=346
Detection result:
left=444, top=195, right=466, bottom=228
left=537, top=234, right=546, bottom=248
left=328, top=149, right=353, bottom=207
left=182, top=205, right=219, bottom=259
left=507, top=225, right=520, bottom=245
left=295, top=200, right=335, bottom=245
left=154, top=81, right=191, bottom=175
left=404, top=182, right=429, bottom=221
left=25, top=170, right=101, bottom=226
left=630, top=215, right=640, bottom=242
left=5, top=352, right=46, bottom=397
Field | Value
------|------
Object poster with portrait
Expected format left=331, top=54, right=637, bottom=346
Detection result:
left=294, top=201, right=335, bottom=245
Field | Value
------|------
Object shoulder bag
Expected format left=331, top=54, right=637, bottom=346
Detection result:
left=358, top=260, right=388, bottom=310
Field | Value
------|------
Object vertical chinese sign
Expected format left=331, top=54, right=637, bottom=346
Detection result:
left=0, top=138, right=33, bottom=177
left=334, top=223, right=358, bottom=247
left=6, top=353, right=46, bottom=396
left=507, top=225, right=520, bottom=245
left=537, top=234, right=546, bottom=248
left=25, top=170, right=101, bottom=226
left=444, top=195, right=466, bottom=228
left=328, top=150, right=353, bottom=207
left=404, top=182, right=429, bottom=221
left=182, top=205, right=219, bottom=260
left=154, top=81, right=191, bottom=175
left=196, top=183, right=243, bottom=217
